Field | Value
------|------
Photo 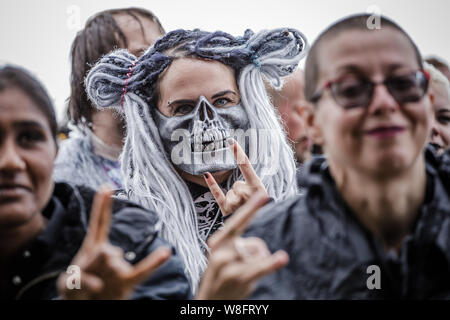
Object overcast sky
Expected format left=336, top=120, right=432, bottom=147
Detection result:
left=1, top=0, right=449, bottom=121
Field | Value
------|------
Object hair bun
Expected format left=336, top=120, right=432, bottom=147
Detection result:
left=251, top=28, right=308, bottom=88
left=85, top=49, right=137, bottom=110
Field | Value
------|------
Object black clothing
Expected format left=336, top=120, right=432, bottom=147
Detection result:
left=185, top=180, right=225, bottom=244
left=1, top=182, right=192, bottom=300
left=247, top=149, right=450, bottom=299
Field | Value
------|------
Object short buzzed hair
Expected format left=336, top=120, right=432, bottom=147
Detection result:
left=304, top=14, right=423, bottom=102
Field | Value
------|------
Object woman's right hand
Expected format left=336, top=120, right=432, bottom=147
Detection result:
left=196, top=190, right=289, bottom=300
left=57, top=187, right=171, bottom=300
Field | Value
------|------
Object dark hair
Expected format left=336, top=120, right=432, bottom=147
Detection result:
left=0, top=65, right=57, bottom=141
left=304, top=14, right=423, bottom=102
left=68, top=7, right=165, bottom=126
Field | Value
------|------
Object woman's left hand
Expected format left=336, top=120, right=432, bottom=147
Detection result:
left=204, top=139, right=269, bottom=216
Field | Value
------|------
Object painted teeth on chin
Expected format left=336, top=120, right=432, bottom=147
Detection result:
left=202, top=129, right=218, bottom=143
left=204, top=142, right=215, bottom=152
left=194, top=135, right=202, bottom=146
left=213, top=130, right=221, bottom=150
left=192, top=136, right=202, bottom=152
left=193, top=121, right=203, bottom=136
left=193, top=143, right=202, bottom=152
left=223, top=129, right=230, bottom=140
left=215, top=139, right=222, bottom=150
left=191, top=128, right=231, bottom=152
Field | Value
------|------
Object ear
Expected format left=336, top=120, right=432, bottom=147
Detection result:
left=304, top=102, right=324, bottom=146
left=295, top=102, right=305, bottom=116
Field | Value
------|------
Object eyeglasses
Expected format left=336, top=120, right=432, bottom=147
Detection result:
left=311, top=70, right=430, bottom=109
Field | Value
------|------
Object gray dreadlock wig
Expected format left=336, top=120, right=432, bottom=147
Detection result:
left=86, top=28, right=308, bottom=291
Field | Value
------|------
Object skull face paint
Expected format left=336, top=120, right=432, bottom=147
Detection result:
left=154, top=96, right=250, bottom=175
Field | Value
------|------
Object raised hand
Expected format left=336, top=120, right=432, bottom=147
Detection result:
left=196, top=190, right=288, bottom=300
left=57, top=187, right=171, bottom=300
left=204, top=138, right=268, bottom=216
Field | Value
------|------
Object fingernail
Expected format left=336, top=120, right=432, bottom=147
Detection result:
left=99, top=183, right=113, bottom=194
left=227, top=138, right=235, bottom=146
left=204, top=173, right=209, bottom=179
left=275, top=250, right=289, bottom=264
left=161, top=246, right=172, bottom=256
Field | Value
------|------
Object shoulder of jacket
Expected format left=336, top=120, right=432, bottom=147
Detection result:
left=246, top=195, right=310, bottom=236
left=55, top=183, right=160, bottom=247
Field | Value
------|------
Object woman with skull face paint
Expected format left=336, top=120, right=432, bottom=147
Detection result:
left=85, top=28, right=308, bottom=291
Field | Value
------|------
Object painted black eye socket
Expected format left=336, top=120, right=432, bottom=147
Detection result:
left=174, top=104, right=195, bottom=116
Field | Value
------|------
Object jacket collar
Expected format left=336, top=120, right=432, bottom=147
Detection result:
left=301, top=148, right=450, bottom=265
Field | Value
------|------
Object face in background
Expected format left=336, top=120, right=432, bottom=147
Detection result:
left=309, top=28, right=433, bottom=177
left=436, top=66, right=450, bottom=82
left=157, top=58, right=241, bottom=183
left=430, top=82, right=450, bottom=150
left=91, top=13, right=164, bottom=146
left=271, top=69, right=310, bottom=164
left=0, top=88, right=57, bottom=229
left=113, top=13, right=163, bottom=58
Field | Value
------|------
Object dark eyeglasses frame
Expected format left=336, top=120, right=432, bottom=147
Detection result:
left=310, top=69, right=430, bottom=109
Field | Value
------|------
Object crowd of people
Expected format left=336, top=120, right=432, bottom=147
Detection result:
left=1, top=7, right=449, bottom=300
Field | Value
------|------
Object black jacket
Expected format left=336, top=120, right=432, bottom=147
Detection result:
left=1, top=182, right=192, bottom=300
left=246, top=148, right=450, bottom=299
